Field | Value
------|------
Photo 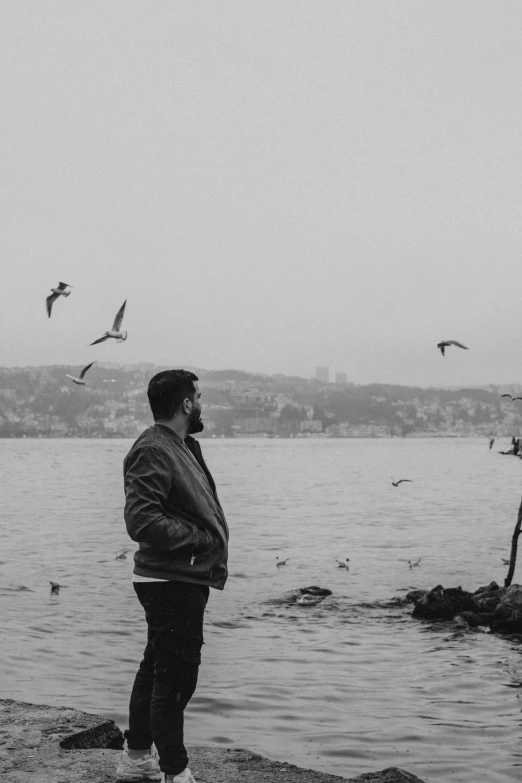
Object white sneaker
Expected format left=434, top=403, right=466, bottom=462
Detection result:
left=164, top=768, right=197, bottom=783
left=116, top=748, right=162, bottom=780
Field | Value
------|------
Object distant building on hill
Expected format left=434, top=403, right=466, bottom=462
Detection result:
left=299, top=419, right=323, bottom=433
left=335, top=372, right=348, bottom=384
left=235, top=417, right=278, bottom=435
left=315, top=366, right=330, bottom=383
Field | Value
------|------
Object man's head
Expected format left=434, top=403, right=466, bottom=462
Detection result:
left=147, top=369, right=203, bottom=433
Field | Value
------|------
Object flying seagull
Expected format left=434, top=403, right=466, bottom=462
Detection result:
left=276, top=557, right=289, bottom=567
left=335, top=558, right=350, bottom=569
left=437, top=340, right=469, bottom=356
left=65, top=362, right=94, bottom=386
left=46, top=282, right=72, bottom=317
left=90, top=300, right=128, bottom=345
left=115, top=549, right=130, bottom=560
left=501, top=394, right=522, bottom=401
left=408, top=558, right=422, bottom=569
left=392, top=478, right=413, bottom=487
left=489, top=437, right=495, bottom=449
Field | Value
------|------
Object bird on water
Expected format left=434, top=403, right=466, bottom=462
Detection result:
left=392, top=478, right=413, bottom=487
left=90, top=300, right=128, bottom=345
left=46, top=282, right=72, bottom=317
left=50, top=581, right=63, bottom=594
left=437, top=340, right=469, bottom=356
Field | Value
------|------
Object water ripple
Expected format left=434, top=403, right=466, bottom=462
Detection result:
left=0, top=437, right=521, bottom=783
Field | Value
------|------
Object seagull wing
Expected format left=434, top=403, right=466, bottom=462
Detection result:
left=514, top=397, right=522, bottom=401
left=447, top=340, right=469, bottom=349
left=90, top=335, right=110, bottom=346
left=64, top=374, right=77, bottom=381
left=112, top=300, right=127, bottom=331
left=396, top=479, right=413, bottom=485
left=46, top=292, right=59, bottom=317
left=80, top=361, right=94, bottom=379
left=501, top=394, right=513, bottom=399
left=58, top=282, right=72, bottom=290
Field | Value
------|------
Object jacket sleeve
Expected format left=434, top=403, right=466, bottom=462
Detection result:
left=124, top=445, right=209, bottom=551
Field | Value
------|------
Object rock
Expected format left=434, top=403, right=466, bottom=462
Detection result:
left=300, top=586, right=333, bottom=597
left=405, top=580, right=522, bottom=634
left=474, top=580, right=500, bottom=594
left=59, top=719, right=123, bottom=750
left=405, top=590, right=428, bottom=604
left=497, top=584, right=522, bottom=610
left=406, top=581, right=522, bottom=634
left=296, top=594, right=327, bottom=606
left=348, top=768, right=425, bottom=783
left=283, top=586, right=333, bottom=606
left=412, top=585, right=480, bottom=620
left=192, top=747, right=426, bottom=782
left=490, top=618, right=522, bottom=634
left=454, top=611, right=489, bottom=628
left=490, top=584, right=522, bottom=634
left=473, top=582, right=506, bottom=612
left=0, top=699, right=124, bottom=782
left=473, top=581, right=506, bottom=613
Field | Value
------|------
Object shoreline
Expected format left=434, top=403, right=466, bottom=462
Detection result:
left=0, top=432, right=507, bottom=439
left=0, top=699, right=425, bottom=782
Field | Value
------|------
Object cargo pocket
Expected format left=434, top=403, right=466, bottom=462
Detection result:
left=181, top=620, right=205, bottom=666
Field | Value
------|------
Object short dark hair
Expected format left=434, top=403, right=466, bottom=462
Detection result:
left=147, top=369, right=199, bottom=421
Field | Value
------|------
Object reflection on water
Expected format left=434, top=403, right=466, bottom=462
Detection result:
left=1, top=437, right=522, bottom=782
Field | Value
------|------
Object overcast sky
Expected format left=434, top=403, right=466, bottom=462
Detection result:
left=2, top=2, right=522, bottom=386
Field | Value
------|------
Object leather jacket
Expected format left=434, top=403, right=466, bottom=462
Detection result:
left=124, top=424, right=229, bottom=589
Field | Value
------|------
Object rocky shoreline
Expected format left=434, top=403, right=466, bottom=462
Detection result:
left=0, top=699, right=425, bottom=782
left=407, top=581, right=522, bottom=633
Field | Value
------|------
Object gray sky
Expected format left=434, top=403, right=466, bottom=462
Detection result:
left=2, top=2, right=522, bottom=386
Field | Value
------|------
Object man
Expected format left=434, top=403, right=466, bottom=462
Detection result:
left=116, top=369, right=229, bottom=783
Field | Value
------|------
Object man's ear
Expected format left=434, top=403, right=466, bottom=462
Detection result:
left=182, top=397, right=192, bottom=415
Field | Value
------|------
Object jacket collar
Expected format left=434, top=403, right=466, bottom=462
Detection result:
left=153, top=422, right=185, bottom=443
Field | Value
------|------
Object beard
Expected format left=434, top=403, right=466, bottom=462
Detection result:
left=188, top=408, right=204, bottom=434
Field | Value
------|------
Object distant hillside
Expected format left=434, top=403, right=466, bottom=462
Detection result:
left=0, top=364, right=519, bottom=438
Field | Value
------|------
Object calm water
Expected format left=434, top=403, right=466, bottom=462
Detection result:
left=1, top=437, right=522, bottom=782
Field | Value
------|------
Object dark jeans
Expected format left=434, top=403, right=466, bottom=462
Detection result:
left=125, top=581, right=209, bottom=776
